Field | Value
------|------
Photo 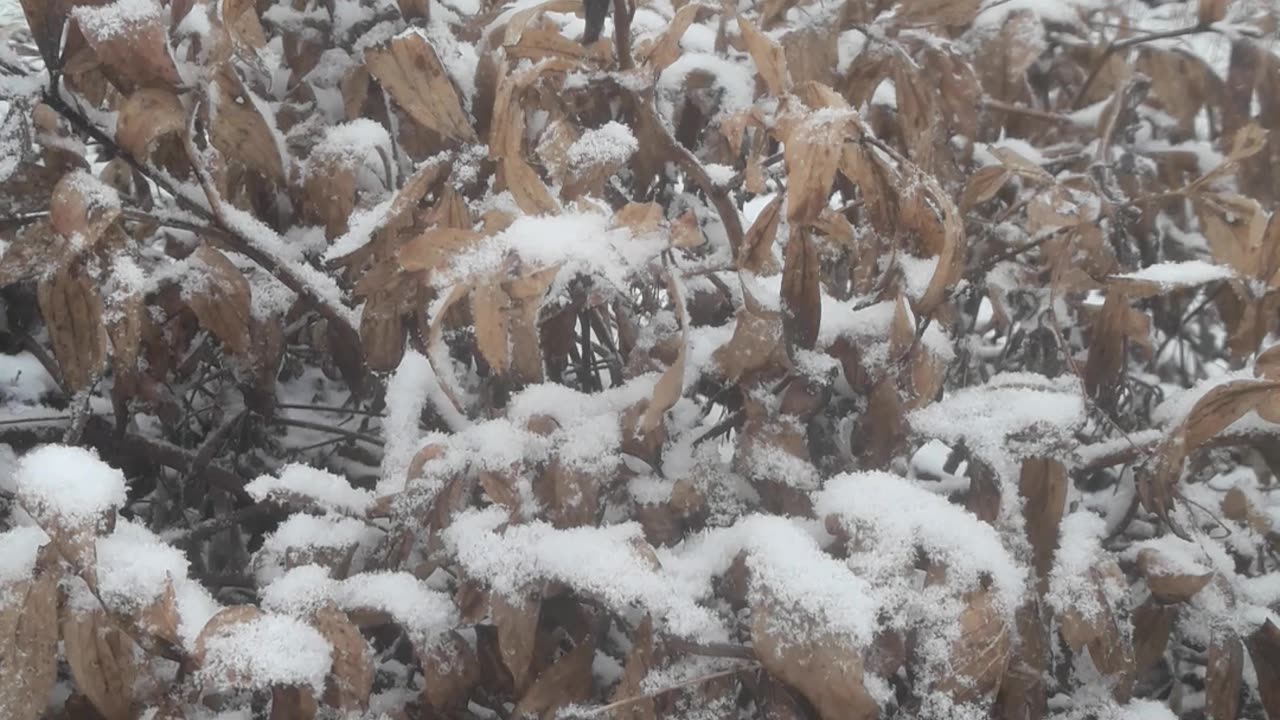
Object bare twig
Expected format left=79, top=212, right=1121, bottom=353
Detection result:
left=274, top=416, right=385, bottom=447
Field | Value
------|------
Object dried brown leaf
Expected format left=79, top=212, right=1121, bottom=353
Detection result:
left=62, top=606, right=138, bottom=720
left=751, top=589, right=878, bottom=720
left=398, top=228, right=483, bottom=273
left=38, top=263, right=108, bottom=392
left=1132, top=597, right=1177, bottom=673
left=1018, top=457, right=1066, bottom=593
left=1136, top=548, right=1213, bottom=603
left=781, top=226, right=820, bottom=350
left=187, top=245, right=253, bottom=356
left=1246, top=619, right=1280, bottom=719
left=642, top=273, right=686, bottom=432
left=492, top=590, right=540, bottom=692
left=115, top=89, right=185, bottom=161
left=1206, top=629, right=1243, bottom=720
left=419, top=631, right=481, bottom=711
left=738, top=17, right=790, bottom=96
left=311, top=606, right=373, bottom=711
left=365, top=33, right=477, bottom=144
left=935, top=591, right=1011, bottom=703
left=0, top=542, right=59, bottom=720
left=512, top=635, right=596, bottom=716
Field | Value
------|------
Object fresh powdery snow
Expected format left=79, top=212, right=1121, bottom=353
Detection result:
left=15, top=445, right=128, bottom=524
left=1114, top=260, right=1234, bottom=289
left=261, top=564, right=457, bottom=644
left=566, top=121, right=639, bottom=170
left=815, top=471, right=1026, bottom=614
left=197, top=613, right=333, bottom=692
left=0, top=526, right=49, bottom=596
left=445, top=506, right=725, bottom=641
left=246, top=463, right=375, bottom=516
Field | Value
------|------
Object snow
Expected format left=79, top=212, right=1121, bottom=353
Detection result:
left=656, top=53, right=757, bottom=125
left=72, top=0, right=163, bottom=39
left=15, top=445, right=128, bottom=524
left=820, top=296, right=955, bottom=366
left=909, top=372, right=1085, bottom=478
left=197, top=613, right=333, bottom=692
left=567, top=121, right=639, bottom=170
left=96, top=521, right=190, bottom=611
left=379, top=351, right=433, bottom=495
left=816, top=471, right=1026, bottom=614
left=1114, top=260, right=1234, bottom=289
left=1047, top=511, right=1108, bottom=618
left=309, top=118, right=392, bottom=168
left=253, top=513, right=375, bottom=583
left=435, top=211, right=666, bottom=295
left=262, top=565, right=457, bottom=644
left=0, top=526, right=49, bottom=594
left=445, top=506, right=725, bottom=640
left=246, top=464, right=375, bottom=516
left=0, top=352, right=61, bottom=402
left=663, top=514, right=879, bottom=646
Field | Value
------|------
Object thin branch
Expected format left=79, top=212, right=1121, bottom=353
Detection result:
left=566, top=665, right=758, bottom=717
left=620, top=86, right=746, bottom=256
left=274, top=417, right=385, bottom=447
left=1071, top=23, right=1215, bottom=109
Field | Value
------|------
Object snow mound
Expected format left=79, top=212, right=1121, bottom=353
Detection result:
left=15, top=445, right=128, bottom=524
left=198, top=613, right=332, bottom=692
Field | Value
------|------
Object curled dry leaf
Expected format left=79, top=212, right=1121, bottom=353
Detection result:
left=38, top=263, right=109, bottom=392
left=780, top=226, right=820, bottom=351
left=50, top=172, right=121, bottom=245
left=115, top=89, right=185, bottom=161
left=62, top=606, right=139, bottom=720
left=365, top=32, right=477, bottom=145
left=0, top=542, right=60, bottom=720
left=642, top=272, right=687, bottom=432
left=738, top=17, right=790, bottom=97
left=397, top=228, right=483, bottom=274
left=187, top=245, right=253, bottom=356
left=310, top=606, right=373, bottom=711
left=713, top=282, right=789, bottom=383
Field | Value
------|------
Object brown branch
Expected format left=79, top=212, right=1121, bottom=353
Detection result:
left=273, top=416, right=386, bottom=447
left=611, top=0, right=634, bottom=70
left=620, top=87, right=746, bottom=256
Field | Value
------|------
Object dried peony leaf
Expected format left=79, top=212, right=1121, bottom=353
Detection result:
left=419, top=631, right=481, bottom=711
left=780, top=226, right=820, bottom=350
left=115, top=89, right=185, bottom=161
left=1135, top=548, right=1213, bottom=603
left=738, top=17, right=790, bottom=97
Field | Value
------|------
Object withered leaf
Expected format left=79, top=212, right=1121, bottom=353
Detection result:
left=0, top=543, right=59, bottom=720
left=209, top=66, right=285, bottom=182
left=1206, top=629, right=1243, bottom=720
left=1132, top=597, right=1177, bottom=673
left=419, top=631, right=481, bottom=711
left=38, top=263, right=108, bottom=392
left=512, top=634, right=595, bottom=717
left=492, top=590, right=540, bottom=692
left=398, top=228, right=482, bottom=273
left=1136, top=548, right=1213, bottom=603
left=738, top=17, right=790, bottom=97
left=609, top=616, right=656, bottom=720
left=472, top=279, right=512, bottom=374
left=780, top=226, right=820, bottom=350
left=642, top=273, right=687, bottom=432
left=1018, top=457, right=1066, bottom=593
left=1246, top=620, right=1280, bottom=719
left=751, top=589, right=878, bottom=720
left=62, top=606, right=138, bottom=720
left=783, top=116, right=848, bottom=225
left=365, top=33, right=477, bottom=144
left=74, top=1, right=183, bottom=90
left=311, top=606, right=373, bottom=711
left=50, top=171, right=121, bottom=246
left=935, top=591, right=1011, bottom=704
left=115, top=89, right=185, bottom=161
left=187, top=245, right=253, bottom=356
